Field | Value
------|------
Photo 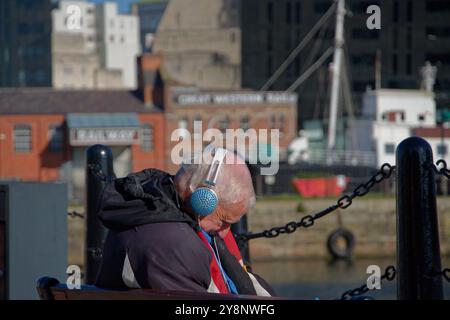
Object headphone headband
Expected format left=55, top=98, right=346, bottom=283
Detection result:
left=204, top=148, right=228, bottom=186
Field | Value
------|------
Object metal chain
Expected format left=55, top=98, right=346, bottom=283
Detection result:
left=87, top=163, right=108, bottom=182
left=338, top=265, right=396, bottom=300
left=86, top=247, right=103, bottom=260
left=68, top=211, right=85, bottom=218
left=434, top=268, right=450, bottom=283
left=235, top=163, right=396, bottom=242
left=432, top=159, right=450, bottom=179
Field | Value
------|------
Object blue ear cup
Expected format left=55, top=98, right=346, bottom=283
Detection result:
left=190, top=187, right=218, bottom=216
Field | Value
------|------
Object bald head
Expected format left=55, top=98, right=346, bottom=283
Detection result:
left=174, top=148, right=256, bottom=234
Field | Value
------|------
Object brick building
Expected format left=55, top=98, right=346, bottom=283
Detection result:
left=0, top=88, right=165, bottom=201
left=138, top=54, right=298, bottom=173
left=0, top=53, right=298, bottom=201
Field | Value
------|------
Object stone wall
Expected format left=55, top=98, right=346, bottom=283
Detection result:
left=67, top=197, right=450, bottom=266
left=247, top=197, right=450, bottom=260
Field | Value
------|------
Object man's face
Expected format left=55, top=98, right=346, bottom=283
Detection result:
left=199, top=207, right=245, bottom=237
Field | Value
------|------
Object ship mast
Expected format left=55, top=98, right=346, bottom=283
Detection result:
left=327, top=0, right=346, bottom=154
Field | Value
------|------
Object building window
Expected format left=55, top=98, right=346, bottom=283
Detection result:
left=219, top=116, right=229, bottom=133
left=393, top=27, right=398, bottom=49
left=385, top=143, right=395, bottom=154
left=142, top=124, right=154, bottom=152
left=418, top=114, right=426, bottom=122
left=294, top=56, right=301, bottom=75
left=266, top=29, right=273, bottom=51
left=438, top=144, right=448, bottom=156
left=406, top=54, right=412, bottom=75
left=407, top=1, right=413, bottom=22
left=393, top=1, right=399, bottom=22
left=286, top=2, right=291, bottom=24
left=14, top=124, right=32, bottom=153
left=279, top=114, right=285, bottom=132
left=266, top=55, right=273, bottom=78
left=240, top=115, right=250, bottom=131
left=392, top=54, right=398, bottom=75
left=407, top=27, right=412, bottom=49
left=48, top=124, right=64, bottom=153
left=270, top=114, right=277, bottom=129
left=267, top=1, right=274, bottom=24
left=295, top=2, right=301, bottom=24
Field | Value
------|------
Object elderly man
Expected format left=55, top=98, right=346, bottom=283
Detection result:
left=95, top=147, right=274, bottom=296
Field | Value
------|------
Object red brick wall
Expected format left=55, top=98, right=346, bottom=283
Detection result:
left=133, top=113, right=167, bottom=172
left=0, top=114, right=67, bottom=181
left=164, top=88, right=298, bottom=174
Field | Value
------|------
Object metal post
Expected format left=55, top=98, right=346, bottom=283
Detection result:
left=396, top=136, right=443, bottom=300
left=85, top=145, right=115, bottom=284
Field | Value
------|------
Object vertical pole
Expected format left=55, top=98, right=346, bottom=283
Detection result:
left=396, top=137, right=443, bottom=300
left=327, top=0, right=345, bottom=152
left=85, top=145, right=115, bottom=285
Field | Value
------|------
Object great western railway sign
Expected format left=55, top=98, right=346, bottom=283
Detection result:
left=172, top=92, right=298, bottom=106
left=69, top=127, right=141, bottom=146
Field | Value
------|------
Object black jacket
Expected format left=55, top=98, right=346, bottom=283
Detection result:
left=95, top=168, right=275, bottom=296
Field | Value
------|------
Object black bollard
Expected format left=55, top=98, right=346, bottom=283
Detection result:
left=396, top=136, right=443, bottom=300
left=231, top=215, right=251, bottom=265
left=85, top=145, right=115, bottom=285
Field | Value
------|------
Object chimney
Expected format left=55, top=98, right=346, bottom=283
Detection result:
left=137, top=53, right=164, bottom=108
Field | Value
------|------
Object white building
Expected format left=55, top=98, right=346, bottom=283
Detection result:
left=52, top=0, right=140, bottom=89
left=352, top=89, right=439, bottom=167
left=96, top=2, right=141, bottom=88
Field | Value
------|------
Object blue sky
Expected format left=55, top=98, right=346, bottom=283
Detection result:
left=88, top=0, right=138, bottom=13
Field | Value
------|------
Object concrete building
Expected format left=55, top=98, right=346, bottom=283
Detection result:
left=152, top=0, right=450, bottom=126
left=52, top=0, right=140, bottom=89
left=0, top=0, right=52, bottom=87
left=132, top=0, right=168, bottom=53
left=152, top=0, right=241, bottom=90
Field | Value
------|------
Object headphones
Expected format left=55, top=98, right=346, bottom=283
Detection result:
left=190, top=148, right=228, bottom=216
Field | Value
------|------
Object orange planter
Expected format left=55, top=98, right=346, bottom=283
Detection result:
left=292, top=176, right=348, bottom=197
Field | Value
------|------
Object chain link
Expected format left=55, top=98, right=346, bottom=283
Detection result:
left=68, top=211, right=85, bottom=218
left=338, top=266, right=396, bottom=300
left=432, top=159, right=450, bottom=179
left=86, top=247, right=103, bottom=260
left=434, top=268, right=450, bottom=283
left=87, top=163, right=108, bottom=182
left=235, top=163, right=396, bottom=242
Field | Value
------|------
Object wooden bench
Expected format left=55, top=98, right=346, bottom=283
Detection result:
left=36, top=277, right=280, bottom=300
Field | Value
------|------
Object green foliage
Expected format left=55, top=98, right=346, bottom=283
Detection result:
left=296, top=201, right=307, bottom=213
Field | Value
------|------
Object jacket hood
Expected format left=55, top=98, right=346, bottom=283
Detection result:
left=98, top=168, right=197, bottom=231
